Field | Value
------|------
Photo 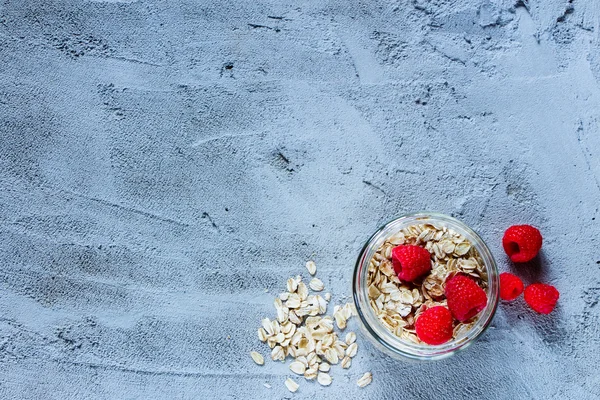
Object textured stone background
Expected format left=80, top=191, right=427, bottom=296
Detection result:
left=1, top=0, right=599, bottom=399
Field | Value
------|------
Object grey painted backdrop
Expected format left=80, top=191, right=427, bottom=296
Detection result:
left=1, top=0, right=599, bottom=399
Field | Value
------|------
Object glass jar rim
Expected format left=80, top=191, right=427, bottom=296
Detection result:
left=352, top=212, right=500, bottom=360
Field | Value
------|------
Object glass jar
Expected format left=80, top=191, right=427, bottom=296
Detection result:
left=352, top=212, right=499, bottom=361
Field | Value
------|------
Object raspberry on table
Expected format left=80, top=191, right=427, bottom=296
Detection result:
left=445, top=275, right=488, bottom=322
left=415, top=306, right=454, bottom=345
left=499, top=272, right=524, bottom=301
left=502, top=225, right=543, bottom=263
left=524, top=283, right=559, bottom=314
left=391, top=244, right=432, bottom=282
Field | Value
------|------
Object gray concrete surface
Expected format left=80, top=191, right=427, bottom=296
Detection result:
left=1, top=0, right=599, bottom=398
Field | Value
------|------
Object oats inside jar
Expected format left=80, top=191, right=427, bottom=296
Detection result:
left=366, top=223, right=489, bottom=344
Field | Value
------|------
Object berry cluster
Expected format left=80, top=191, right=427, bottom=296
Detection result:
left=410, top=273, right=489, bottom=345
left=500, top=225, right=559, bottom=315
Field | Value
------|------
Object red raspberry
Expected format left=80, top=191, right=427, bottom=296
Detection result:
left=499, top=272, right=524, bottom=301
left=524, top=283, right=559, bottom=314
left=415, top=306, right=454, bottom=345
left=502, top=225, right=543, bottom=263
left=445, top=275, right=488, bottom=322
left=391, top=245, right=431, bottom=282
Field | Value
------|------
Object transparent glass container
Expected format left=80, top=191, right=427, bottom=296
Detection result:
left=352, top=212, right=499, bottom=361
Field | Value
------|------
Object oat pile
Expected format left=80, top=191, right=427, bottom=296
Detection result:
left=251, top=261, right=373, bottom=392
left=367, top=223, right=488, bottom=343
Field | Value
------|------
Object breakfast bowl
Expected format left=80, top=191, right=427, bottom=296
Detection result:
left=352, top=212, right=499, bottom=361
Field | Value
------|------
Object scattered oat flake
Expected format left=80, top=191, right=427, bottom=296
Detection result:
left=324, top=348, right=339, bottom=364
left=304, top=367, right=318, bottom=380
left=289, top=361, right=306, bottom=375
left=309, top=278, right=324, bottom=292
left=296, top=355, right=309, bottom=368
left=271, top=345, right=285, bottom=361
left=319, top=362, right=330, bottom=372
left=346, top=342, right=358, bottom=358
left=251, top=351, right=264, bottom=365
left=285, top=378, right=299, bottom=393
left=317, top=372, right=332, bottom=386
left=334, top=310, right=347, bottom=330
left=258, top=328, right=268, bottom=342
left=341, top=356, right=351, bottom=369
left=357, top=372, right=372, bottom=388
left=345, top=332, right=356, bottom=345
left=306, top=260, right=317, bottom=275
left=287, top=277, right=298, bottom=293
left=297, top=282, right=309, bottom=300
left=263, top=383, right=271, bottom=389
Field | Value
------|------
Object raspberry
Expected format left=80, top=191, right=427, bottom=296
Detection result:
left=415, top=306, right=454, bottom=345
left=524, top=283, right=559, bottom=314
left=499, top=272, right=524, bottom=301
left=502, top=225, right=543, bottom=263
left=445, top=275, right=488, bottom=322
left=391, top=245, right=431, bottom=282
